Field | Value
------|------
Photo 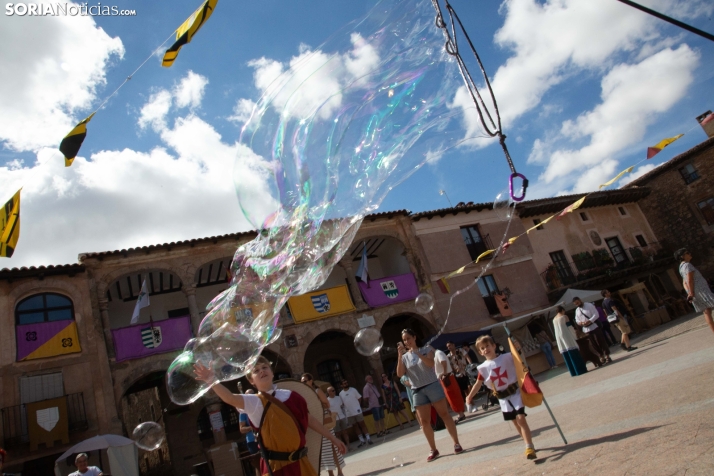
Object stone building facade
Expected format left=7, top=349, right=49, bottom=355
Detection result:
left=515, top=188, right=682, bottom=304
left=625, top=136, right=714, bottom=279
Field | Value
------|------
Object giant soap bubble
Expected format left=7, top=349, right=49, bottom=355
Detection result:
left=167, top=0, right=469, bottom=404
left=354, top=328, right=384, bottom=356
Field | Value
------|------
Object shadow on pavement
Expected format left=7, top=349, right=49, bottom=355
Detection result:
left=534, top=425, right=663, bottom=464
left=354, top=461, right=415, bottom=475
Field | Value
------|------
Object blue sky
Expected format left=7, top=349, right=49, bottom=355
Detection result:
left=1, top=0, right=713, bottom=267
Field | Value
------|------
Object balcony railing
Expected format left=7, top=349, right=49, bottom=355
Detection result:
left=540, top=242, right=670, bottom=291
left=465, top=233, right=493, bottom=261
left=1, top=392, right=88, bottom=449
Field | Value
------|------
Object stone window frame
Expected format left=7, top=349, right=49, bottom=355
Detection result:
left=633, top=233, right=648, bottom=248
left=579, top=211, right=591, bottom=223
left=617, top=206, right=630, bottom=218
left=15, top=292, right=75, bottom=325
left=696, top=196, right=714, bottom=226
left=679, top=163, right=700, bottom=185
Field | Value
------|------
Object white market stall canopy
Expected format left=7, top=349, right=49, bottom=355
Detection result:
left=54, top=434, right=139, bottom=476
left=557, top=288, right=603, bottom=311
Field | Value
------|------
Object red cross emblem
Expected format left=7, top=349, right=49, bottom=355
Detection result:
left=490, top=367, right=508, bottom=387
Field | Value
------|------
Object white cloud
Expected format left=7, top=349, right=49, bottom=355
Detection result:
left=0, top=112, right=278, bottom=268
left=539, top=45, right=699, bottom=192
left=248, top=33, right=380, bottom=121
left=228, top=98, right=257, bottom=124
left=451, top=0, right=710, bottom=139
left=0, top=1, right=123, bottom=152
left=174, top=71, right=208, bottom=109
left=138, top=90, right=172, bottom=132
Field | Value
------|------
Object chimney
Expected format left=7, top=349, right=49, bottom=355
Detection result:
left=696, top=110, right=714, bottom=138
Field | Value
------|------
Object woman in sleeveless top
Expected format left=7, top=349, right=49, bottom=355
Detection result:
left=396, top=328, right=463, bottom=462
left=677, top=248, right=714, bottom=334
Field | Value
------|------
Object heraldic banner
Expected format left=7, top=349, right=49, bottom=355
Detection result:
left=27, top=396, right=69, bottom=450
left=287, top=284, right=356, bottom=323
left=112, top=315, right=193, bottom=362
left=358, top=273, right=419, bottom=308
left=16, top=321, right=81, bottom=361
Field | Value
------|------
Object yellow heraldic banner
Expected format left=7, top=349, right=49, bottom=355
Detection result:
left=287, top=285, right=356, bottom=323
left=19, top=321, right=82, bottom=361
left=0, top=189, right=21, bottom=258
left=27, top=396, right=69, bottom=451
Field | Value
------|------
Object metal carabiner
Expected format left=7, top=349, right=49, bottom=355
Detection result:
left=509, top=173, right=528, bottom=202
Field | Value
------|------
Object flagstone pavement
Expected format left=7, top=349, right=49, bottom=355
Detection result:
left=341, top=312, right=714, bottom=475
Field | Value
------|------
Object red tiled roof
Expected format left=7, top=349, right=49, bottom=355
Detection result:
left=0, top=263, right=85, bottom=280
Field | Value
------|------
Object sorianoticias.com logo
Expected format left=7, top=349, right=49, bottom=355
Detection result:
left=5, top=3, right=137, bottom=16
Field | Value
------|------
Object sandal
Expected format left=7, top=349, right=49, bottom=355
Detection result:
left=454, top=444, right=464, bottom=454
left=427, top=450, right=440, bottom=462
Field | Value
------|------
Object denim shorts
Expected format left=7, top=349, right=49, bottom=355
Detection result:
left=412, top=380, right=446, bottom=407
left=371, top=406, right=385, bottom=421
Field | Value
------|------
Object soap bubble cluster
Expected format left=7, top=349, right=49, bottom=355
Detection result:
left=132, top=421, right=165, bottom=451
left=167, top=0, right=468, bottom=404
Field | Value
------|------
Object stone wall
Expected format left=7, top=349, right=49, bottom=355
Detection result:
left=631, top=140, right=714, bottom=278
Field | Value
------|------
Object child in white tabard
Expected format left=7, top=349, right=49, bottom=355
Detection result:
left=465, top=335, right=537, bottom=460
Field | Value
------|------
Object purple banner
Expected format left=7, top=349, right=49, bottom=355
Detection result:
left=16, top=320, right=74, bottom=361
left=112, top=316, right=193, bottom=362
left=358, top=273, right=419, bottom=307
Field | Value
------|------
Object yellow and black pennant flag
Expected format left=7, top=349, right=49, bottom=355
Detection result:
left=162, top=0, right=218, bottom=68
left=0, top=189, right=21, bottom=258
left=59, top=113, right=95, bottom=167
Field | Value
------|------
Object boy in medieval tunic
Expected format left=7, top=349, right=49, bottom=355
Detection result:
left=194, top=356, right=346, bottom=476
left=465, top=335, right=537, bottom=460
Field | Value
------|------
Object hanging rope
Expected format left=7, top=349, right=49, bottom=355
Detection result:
left=430, top=0, right=528, bottom=200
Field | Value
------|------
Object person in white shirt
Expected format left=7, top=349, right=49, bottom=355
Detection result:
left=434, top=349, right=466, bottom=422
left=69, top=453, right=102, bottom=476
left=338, top=380, right=372, bottom=447
left=573, top=297, right=612, bottom=365
left=326, top=387, right=351, bottom=451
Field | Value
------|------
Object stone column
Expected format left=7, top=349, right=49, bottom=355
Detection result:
left=206, top=403, right=227, bottom=444
left=183, top=285, right=201, bottom=334
left=98, top=299, right=115, bottom=359
left=341, top=261, right=368, bottom=310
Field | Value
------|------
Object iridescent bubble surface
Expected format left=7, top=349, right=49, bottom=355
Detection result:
left=167, top=0, right=468, bottom=405
left=414, top=292, right=434, bottom=314
left=132, top=421, right=165, bottom=451
left=354, top=327, right=384, bottom=356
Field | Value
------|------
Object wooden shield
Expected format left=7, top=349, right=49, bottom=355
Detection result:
left=275, top=379, right=322, bottom=474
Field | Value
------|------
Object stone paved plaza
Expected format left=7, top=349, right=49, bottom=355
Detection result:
left=342, top=313, right=714, bottom=475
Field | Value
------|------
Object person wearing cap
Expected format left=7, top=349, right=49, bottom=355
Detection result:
left=676, top=248, right=714, bottom=335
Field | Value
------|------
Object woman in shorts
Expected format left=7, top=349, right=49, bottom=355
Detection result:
left=396, top=328, right=463, bottom=462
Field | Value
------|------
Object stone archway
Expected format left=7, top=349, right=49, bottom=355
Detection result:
left=303, top=330, right=374, bottom=389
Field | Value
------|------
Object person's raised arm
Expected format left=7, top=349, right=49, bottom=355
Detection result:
left=194, top=362, right=245, bottom=409
left=308, top=414, right=347, bottom=454
left=396, top=343, right=407, bottom=377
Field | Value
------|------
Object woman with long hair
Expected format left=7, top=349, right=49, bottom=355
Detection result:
left=677, top=248, right=714, bottom=335
left=301, top=373, right=345, bottom=476
left=380, top=372, right=414, bottom=430
left=396, top=328, right=463, bottom=462
left=552, top=306, right=588, bottom=376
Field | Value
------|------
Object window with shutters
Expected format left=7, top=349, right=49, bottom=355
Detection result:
left=20, top=372, right=64, bottom=404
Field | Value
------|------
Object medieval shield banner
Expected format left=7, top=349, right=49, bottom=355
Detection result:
left=311, top=294, right=331, bottom=313
left=141, top=326, right=162, bottom=348
left=36, top=407, right=59, bottom=432
left=380, top=280, right=398, bottom=299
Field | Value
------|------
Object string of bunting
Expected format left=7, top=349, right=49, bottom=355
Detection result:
left=435, top=131, right=688, bottom=292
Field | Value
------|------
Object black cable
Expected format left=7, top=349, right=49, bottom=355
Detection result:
left=616, top=0, right=714, bottom=43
